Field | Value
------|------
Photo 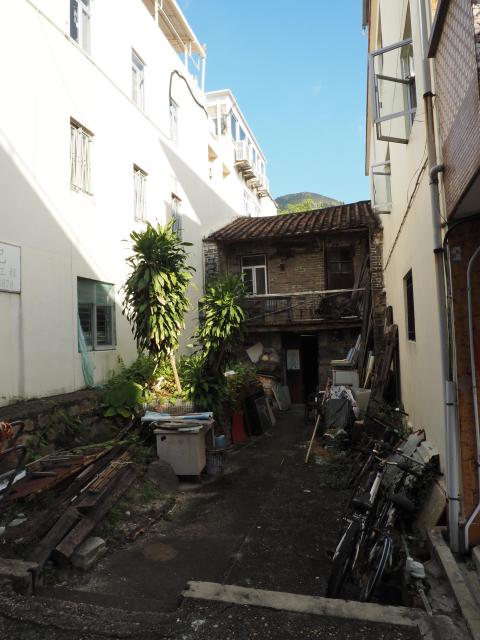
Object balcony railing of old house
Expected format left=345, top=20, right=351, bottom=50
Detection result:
left=242, top=288, right=365, bottom=327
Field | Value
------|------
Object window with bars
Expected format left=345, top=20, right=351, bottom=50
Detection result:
left=133, top=165, right=147, bottom=221
left=170, top=99, right=178, bottom=144
left=404, top=269, right=416, bottom=341
left=242, top=255, right=267, bottom=295
left=171, top=194, right=183, bottom=238
left=132, top=50, right=145, bottom=110
left=70, top=119, right=92, bottom=194
left=77, top=278, right=116, bottom=350
left=70, top=0, right=90, bottom=53
left=327, top=246, right=354, bottom=290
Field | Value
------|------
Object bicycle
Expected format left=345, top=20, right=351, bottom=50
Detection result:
left=358, top=456, right=426, bottom=602
left=325, top=441, right=395, bottom=598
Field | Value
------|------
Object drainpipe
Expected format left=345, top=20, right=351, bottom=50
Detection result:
left=463, top=245, right=480, bottom=549
left=418, top=0, right=461, bottom=551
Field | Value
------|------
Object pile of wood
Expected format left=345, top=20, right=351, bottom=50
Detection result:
left=0, top=432, right=138, bottom=577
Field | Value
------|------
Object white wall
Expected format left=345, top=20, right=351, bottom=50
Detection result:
left=367, top=0, right=447, bottom=464
left=206, top=92, right=277, bottom=218
left=0, top=0, right=267, bottom=404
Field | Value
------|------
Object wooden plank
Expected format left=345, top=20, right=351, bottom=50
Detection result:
left=55, top=466, right=137, bottom=560
left=29, top=507, right=81, bottom=567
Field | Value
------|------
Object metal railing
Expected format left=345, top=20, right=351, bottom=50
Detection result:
left=242, top=289, right=365, bottom=325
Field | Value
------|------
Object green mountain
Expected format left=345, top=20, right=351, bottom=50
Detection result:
left=275, top=192, right=342, bottom=214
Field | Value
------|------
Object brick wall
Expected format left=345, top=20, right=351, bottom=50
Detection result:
left=434, top=0, right=480, bottom=216
left=449, top=219, right=480, bottom=544
left=203, top=241, right=227, bottom=284
left=221, top=232, right=368, bottom=294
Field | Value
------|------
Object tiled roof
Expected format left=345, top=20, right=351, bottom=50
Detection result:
left=206, top=201, right=379, bottom=243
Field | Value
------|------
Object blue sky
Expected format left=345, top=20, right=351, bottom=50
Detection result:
left=179, top=0, right=370, bottom=203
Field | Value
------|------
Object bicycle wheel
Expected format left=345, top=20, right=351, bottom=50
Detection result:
left=360, top=534, right=392, bottom=602
left=325, top=520, right=360, bottom=598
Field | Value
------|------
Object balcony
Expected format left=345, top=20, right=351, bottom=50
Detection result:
left=256, top=174, right=269, bottom=198
left=242, top=289, right=365, bottom=330
left=234, top=141, right=253, bottom=172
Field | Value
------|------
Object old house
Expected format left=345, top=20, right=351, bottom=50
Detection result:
left=204, top=201, right=383, bottom=403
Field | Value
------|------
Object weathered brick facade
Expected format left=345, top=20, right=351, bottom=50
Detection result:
left=218, top=233, right=368, bottom=295
left=448, top=219, right=480, bottom=544
left=370, top=227, right=386, bottom=357
left=203, top=220, right=385, bottom=398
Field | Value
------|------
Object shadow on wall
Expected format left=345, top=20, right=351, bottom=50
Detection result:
left=159, top=138, right=241, bottom=346
left=0, top=130, right=134, bottom=405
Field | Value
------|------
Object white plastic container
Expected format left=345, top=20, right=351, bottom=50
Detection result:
left=154, top=427, right=208, bottom=476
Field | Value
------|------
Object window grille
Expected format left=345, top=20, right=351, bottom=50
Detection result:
left=77, top=278, right=116, bottom=350
left=171, top=195, right=183, bottom=238
left=70, top=120, right=92, bottom=194
left=133, top=166, right=147, bottom=221
left=132, top=50, right=145, bottom=109
left=70, top=0, right=90, bottom=53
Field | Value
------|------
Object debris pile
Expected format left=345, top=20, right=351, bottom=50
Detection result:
left=0, top=420, right=140, bottom=583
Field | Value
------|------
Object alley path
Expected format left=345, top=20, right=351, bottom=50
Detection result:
left=0, top=407, right=421, bottom=639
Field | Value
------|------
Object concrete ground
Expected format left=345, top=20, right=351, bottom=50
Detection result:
left=0, top=406, right=457, bottom=639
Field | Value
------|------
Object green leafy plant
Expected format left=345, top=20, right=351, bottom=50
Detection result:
left=122, top=222, right=194, bottom=390
left=179, top=353, right=227, bottom=412
left=195, top=274, right=246, bottom=372
left=104, top=380, right=149, bottom=418
left=224, top=362, right=261, bottom=409
left=108, top=354, right=158, bottom=389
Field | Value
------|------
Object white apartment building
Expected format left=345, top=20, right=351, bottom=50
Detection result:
left=0, top=0, right=275, bottom=405
left=206, top=90, right=276, bottom=219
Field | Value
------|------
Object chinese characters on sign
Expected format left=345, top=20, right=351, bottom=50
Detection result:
left=0, top=242, right=21, bottom=293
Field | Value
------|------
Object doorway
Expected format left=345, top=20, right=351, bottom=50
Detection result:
left=283, top=333, right=319, bottom=403
left=300, top=334, right=319, bottom=399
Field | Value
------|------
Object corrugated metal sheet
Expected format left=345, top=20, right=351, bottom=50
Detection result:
left=206, top=201, right=378, bottom=243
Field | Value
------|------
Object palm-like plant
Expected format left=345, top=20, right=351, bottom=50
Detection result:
left=123, top=222, right=194, bottom=389
left=196, top=274, right=246, bottom=372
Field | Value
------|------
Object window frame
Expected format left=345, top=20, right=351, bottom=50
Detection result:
left=171, top=193, right=183, bottom=239
left=70, top=0, right=91, bottom=53
left=70, top=119, right=93, bottom=194
left=371, top=160, right=392, bottom=213
left=133, top=164, right=147, bottom=222
left=404, top=269, right=416, bottom=341
left=131, top=49, right=145, bottom=110
left=326, top=245, right=355, bottom=290
left=77, top=278, right=116, bottom=351
left=241, top=255, right=268, bottom=296
left=170, top=98, right=179, bottom=144
left=230, top=113, right=238, bottom=142
left=369, top=37, right=416, bottom=144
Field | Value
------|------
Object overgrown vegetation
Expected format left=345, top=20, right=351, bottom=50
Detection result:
left=180, top=274, right=247, bottom=417
left=195, top=274, right=246, bottom=372
left=122, top=221, right=194, bottom=376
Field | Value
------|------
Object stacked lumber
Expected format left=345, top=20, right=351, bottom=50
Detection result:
left=26, top=446, right=137, bottom=571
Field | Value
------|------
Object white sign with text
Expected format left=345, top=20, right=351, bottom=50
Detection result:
left=0, top=242, right=21, bottom=293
